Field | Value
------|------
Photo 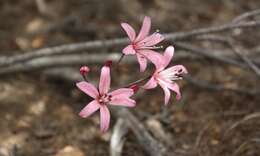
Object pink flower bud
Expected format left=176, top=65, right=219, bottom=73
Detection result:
left=80, top=66, right=90, bottom=75
left=130, top=84, right=139, bottom=93
left=104, top=60, right=113, bottom=67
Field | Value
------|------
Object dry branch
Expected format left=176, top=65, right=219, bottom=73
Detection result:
left=110, top=118, right=128, bottom=156
left=224, top=112, right=260, bottom=136
left=184, top=75, right=260, bottom=96
left=0, top=19, right=260, bottom=67
left=227, top=42, right=260, bottom=77
left=232, top=9, right=260, bottom=23
left=1, top=50, right=259, bottom=75
left=174, top=42, right=247, bottom=68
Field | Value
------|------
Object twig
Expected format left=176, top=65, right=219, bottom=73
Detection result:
left=0, top=53, right=128, bottom=75
left=174, top=42, right=247, bottom=68
left=0, top=19, right=260, bottom=67
left=193, top=124, right=211, bottom=151
left=190, top=35, right=260, bottom=78
left=165, top=20, right=260, bottom=41
left=0, top=38, right=128, bottom=67
left=112, top=108, right=167, bottom=156
left=184, top=75, right=260, bottom=96
left=233, top=138, right=260, bottom=156
left=226, top=41, right=260, bottom=77
left=224, top=112, right=260, bottom=137
left=110, top=118, right=128, bottom=156
left=193, top=35, right=229, bottom=43
left=2, top=50, right=253, bottom=75
left=232, top=9, right=260, bottom=23
left=0, top=48, right=259, bottom=79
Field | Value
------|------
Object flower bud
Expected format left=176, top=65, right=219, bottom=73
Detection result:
left=104, top=60, right=113, bottom=67
left=80, top=66, right=90, bottom=75
left=130, top=84, right=139, bottom=93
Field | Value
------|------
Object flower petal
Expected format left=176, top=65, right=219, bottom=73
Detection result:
left=136, top=53, right=147, bottom=72
left=160, top=65, right=188, bottom=77
left=135, top=16, right=151, bottom=42
left=137, top=33, right=164, bottom=47
left=159, top=82, right=171, bottom=105
left=110, top=97, right=136, bottom=107
left=99, top=66, right=111, bottom=95
left=123, top=45, right=136, bottom=55
left=139, top=49, right=164, bottom=69
left=109, top=88, right=134, bottom=98
left=76, top=81, right=99, bottom=99
left=121, top=23, right=136, bottom=41
left=79, top=100, right=100, bottom=118
left=142, top=77, right=158, bottom=89
left=162, top=46, right=174, bottom=68
left=167, top=83, right=181, bottom=100
left=100, top=105, right=110, bottom=132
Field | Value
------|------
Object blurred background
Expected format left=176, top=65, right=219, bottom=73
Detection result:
left=0, top=0, right=260, bottom=156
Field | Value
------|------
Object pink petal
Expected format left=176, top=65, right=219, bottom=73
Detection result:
left=99, top=66, right=111, bottom=95
left=79, top=100, right=100, bottom=118
left=135, top=16, right=151, bottom=42
left=159, top=82, right=171, bottom=105
left=139, top=49, right=164, bottom=69
left=136, top=53, right=147, bottom=72
left=168, top=83, right=181, bottom=100
left=123, top=45, right=136, bottom=55
left=137, top=33, right=164, bottom=47
left=142, top=77, right=158, bottom=89
left=109, top=97, right=136, bottom=107
left=109, top=88, right=134, bottom=98
left=121, top=23, right=136, bottom=42
left=76, top=81, right=99, bottom=99
left=100, top=105, right=110, bottom=132
left=160, top=65, right=188, bottom=77
left=162, top=46, right=174, bottom=68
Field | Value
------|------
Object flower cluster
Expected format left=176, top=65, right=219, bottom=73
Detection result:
left=76, top=16, right=188, bottom=132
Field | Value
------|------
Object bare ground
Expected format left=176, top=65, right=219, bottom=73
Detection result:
left=0, top=0, right=260, bottom=156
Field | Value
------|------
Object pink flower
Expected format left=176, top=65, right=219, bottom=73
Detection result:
left=76, top=63, right=136, bottom=132
left=121, top=16, right=164, bottom=72
left=143, top=46, right=188, bottom=105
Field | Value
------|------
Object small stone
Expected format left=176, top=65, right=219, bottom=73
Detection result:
left=29, top=101, right=46, bottom=115
left=211, top=139, right=219, bottom=145
left=55, top=146, right=85, bottom=156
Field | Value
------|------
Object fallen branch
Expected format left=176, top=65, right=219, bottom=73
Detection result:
left=232, top=9, right=260, bottom=23
left=224, top=112, right=260, bottom=138
left=1, top=47, right=259, bottom=78
left=110, top=118, right=128, bottom=156
left=227, top=41, right=260, bottom=77
left=174, top=42, right=247, bottom=68
left=0, top=53, right=124, bottom=75
left=184, top=75, right=260, bottom=96
left=0, top=19, right=260, bottom=67
left=188, top=35, right=260, bottom=78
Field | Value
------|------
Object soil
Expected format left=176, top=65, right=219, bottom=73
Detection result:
left=0, top=0, right=260, bottom=156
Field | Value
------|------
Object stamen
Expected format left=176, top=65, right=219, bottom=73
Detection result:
left=139, top=45, right=163, bottom=50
